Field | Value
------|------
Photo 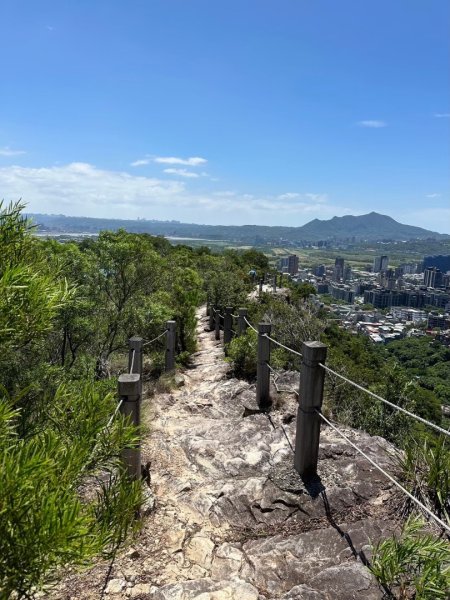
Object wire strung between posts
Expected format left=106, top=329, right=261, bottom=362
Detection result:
left=316, top=410, right=450, bottom=534
left=106, top=398, right=124, bottom=428
left=262, top=334, right=303, bottom=358
left=129, top=348, right=136, bottom=374
left=143, top=329, right=168, bottom=347
left=231, top=313, right=239, bottom=319
left=243, top=316, right=258, bottom=333
left=319, top=363, right=450, bottom=439
left=218, top=313, right=225, bottom=319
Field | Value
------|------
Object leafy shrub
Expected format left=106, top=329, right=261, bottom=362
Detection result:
left=226, top=328, right=258, bottom=379
left=0, top=386, right=142, bottom=599
left=370, top=516, right=450, bottom=599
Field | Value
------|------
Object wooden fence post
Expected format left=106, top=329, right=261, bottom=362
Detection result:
left=118, top=373, right=141, bottom=480
left=209, top=306, right=215, bottom=331
left=215, top=307, right=220, bottom=341
left=259, top=279, right=263, bottom=295
left=237, top=308, right=248, bottom=335
left=294, top=341, right=328, bottom=477
left=165, top=320, right=176, bottom=371
left=223, top=307, right=233, bottom=345
left=272, top=275, right=277, bottom=293
left=128, top=336, right=143, bottom=397
left=256, top=323, right=271, bottom=409
left=279, top=272, right=283, bottom=287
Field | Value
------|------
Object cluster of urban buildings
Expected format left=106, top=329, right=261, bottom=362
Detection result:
left=277, top=253, right=450, bottom=345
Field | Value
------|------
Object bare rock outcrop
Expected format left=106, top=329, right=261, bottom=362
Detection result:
left=50, top=309, right=398, bottom=600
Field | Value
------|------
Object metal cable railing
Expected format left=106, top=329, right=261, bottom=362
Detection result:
left=318, top=363, right=450, bottom=439
left=247, top=322, right=449, bottom=440
left=262, top=333, right=303, bottom=358
left=143, top=329, right=168, bottom=347
left=129, top=348, right=136, bottom=374
left=317, top=410, right=450, bottom=534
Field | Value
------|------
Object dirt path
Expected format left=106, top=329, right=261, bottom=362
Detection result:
left=53, top=307, right=397, bottom=600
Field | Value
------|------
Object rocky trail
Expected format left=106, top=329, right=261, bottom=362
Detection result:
left=53, top=308, right=398, bottom=600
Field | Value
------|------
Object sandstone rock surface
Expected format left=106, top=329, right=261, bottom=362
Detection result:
left=49, top=309, right=398, bottom=599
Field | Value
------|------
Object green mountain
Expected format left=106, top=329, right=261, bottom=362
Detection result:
left=296, top=212, right=443, bottom=241
left=28, top=211, right=446, bottom=243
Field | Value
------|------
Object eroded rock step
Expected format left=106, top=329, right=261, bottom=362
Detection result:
left=50, top=308, right=397, bottom=600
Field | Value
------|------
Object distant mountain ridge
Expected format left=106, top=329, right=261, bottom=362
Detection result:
left=27, top=211, right=447, bottom=242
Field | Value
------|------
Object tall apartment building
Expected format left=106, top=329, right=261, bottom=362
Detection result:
left=278, top=254, right=299, bottom=275
left=424, top=267, right=443, bottom=289
left=334, top=257, right=345, bottom=282
left=373, top=255, right=389, bottom=273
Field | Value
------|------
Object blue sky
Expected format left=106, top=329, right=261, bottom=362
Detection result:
left=0, top=0, right=449, bottom=231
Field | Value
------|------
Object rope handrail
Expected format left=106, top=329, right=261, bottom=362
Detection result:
left=316, top=410, right=450, bottom=534
left=243, top=316, right=258, bottom=333
left=231, top=313, right=239, bottom=319
left=319, top=363, right=450, bottom=439
left=262, top=333, right=303, bottom=358
left=218, top=313, right=225, bottom=319
left=143, top=329, right=168, bottom=347
left=129, top=348, right=136, bottom=374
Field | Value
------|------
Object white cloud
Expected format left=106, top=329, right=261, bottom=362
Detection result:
left=0, top=161, right=339, bottom=225
left=163, top=168, right=199, bottom=178
left=434, top=113, right=450, bottom=118
left=130, top=158, right=151, bottom=167
left=357, top=120, right=387, bottom=128
left=277, top=192, right=301, bottom=200
left=426, top=193, right=441, bottom=198
left=0, top=146, right=26, bottom=156
left=131, top=155, right=208, bottom=168
left=277, top=192, right=327, bottom=203
left=0, top=163, right=185, bottom=215
left=154, top=156, right=207, bottom=166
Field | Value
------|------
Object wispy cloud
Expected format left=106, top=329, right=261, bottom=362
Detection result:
left=426, top=193, right=441, bottom=198
left=130, top=158, right=151, bottom=167
left=0, top=146, right=26, bottom=156
left=434, top=113, right=450, bottom=118
left=277, top=192, right=327, bottom=203
left=154, top=156, right=207, bottom=166
left=163, top=168, right=199, bottom=178
left=357, top=120, right=387, bottom=128
left=131, top=155, right=208, bottom=168
left=277, top=192, right=301, bottom=201
left=0, top=162, right=338, bottom=225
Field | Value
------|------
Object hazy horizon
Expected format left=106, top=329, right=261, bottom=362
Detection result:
left=26, top=209, right=450, bottom=235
